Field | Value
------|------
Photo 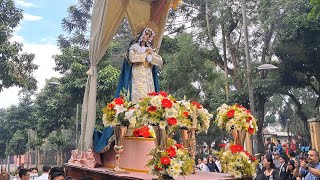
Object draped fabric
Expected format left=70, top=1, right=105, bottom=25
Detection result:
left=80, top=0, right=171, bottom=151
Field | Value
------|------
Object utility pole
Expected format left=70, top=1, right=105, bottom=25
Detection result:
left=241, top=0, right=254, bottom=154
left=75, top=103, right=79, bottom=149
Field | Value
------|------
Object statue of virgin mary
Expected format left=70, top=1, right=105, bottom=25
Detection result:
left=115, top=27, right=163, bottom=103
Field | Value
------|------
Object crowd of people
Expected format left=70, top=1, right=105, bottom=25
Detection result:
left=256, top=136, right=320, bottom=180
left=196, top=155, right=221, bottom=173
left=0, top=165, right=94, bottom=180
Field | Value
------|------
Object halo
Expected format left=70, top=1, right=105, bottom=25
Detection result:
left=134, top=20, right=160, bottom=39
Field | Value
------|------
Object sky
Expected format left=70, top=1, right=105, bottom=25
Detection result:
left=0, top=0, right=77, bottom=108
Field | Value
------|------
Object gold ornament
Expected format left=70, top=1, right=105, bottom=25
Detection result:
left=170, top=0, right=183, bottom=10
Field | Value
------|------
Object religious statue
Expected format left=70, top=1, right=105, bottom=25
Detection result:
left=115, top=27, right=163, bottom=103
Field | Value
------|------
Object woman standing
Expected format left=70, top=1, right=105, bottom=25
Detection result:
left=257, top=156, right=280, bottom=180
left=0, top=167, right=10, bottom=180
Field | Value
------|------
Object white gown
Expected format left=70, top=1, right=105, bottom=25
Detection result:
left=128, top=43, right=163, bottom=103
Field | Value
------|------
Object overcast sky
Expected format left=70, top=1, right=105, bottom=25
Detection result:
left=0, top=0, right=77, bottom=108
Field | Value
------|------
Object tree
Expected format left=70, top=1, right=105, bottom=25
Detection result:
left=0, top=0, right=38, bottom=91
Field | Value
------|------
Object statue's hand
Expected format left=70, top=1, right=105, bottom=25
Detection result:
left=145, top=47, right=153, bottom=55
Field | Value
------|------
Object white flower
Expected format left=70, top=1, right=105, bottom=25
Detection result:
left=114, top=105, right=127, bottom=115
left=124, top=109, right=134, bottom=120
left=159, top=121, right=167, bottom=129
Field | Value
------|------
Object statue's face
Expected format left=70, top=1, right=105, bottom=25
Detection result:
left=142, top=29, right=152, bottom=43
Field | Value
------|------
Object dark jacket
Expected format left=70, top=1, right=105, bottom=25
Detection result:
left=278, top=162, right=287, bottom=180
left=207, top=162, right=220, bottom=172
left=256, top=169, right=280, bottom=180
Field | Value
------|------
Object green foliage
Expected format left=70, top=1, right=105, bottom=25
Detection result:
left=7, top=130, right=27, bottom=155
left=308, top=0, right=320, bottom=20
left=0, top=0, right=38, bottom=91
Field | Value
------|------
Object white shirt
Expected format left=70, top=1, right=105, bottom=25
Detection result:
left=199, top=163, right=210, bottom=172
left=36, top=173, right=48, bottom=180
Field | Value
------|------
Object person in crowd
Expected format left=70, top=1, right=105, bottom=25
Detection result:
left=288, top=150, right=296, bottom=161
left=49, top=167, right=64, bottom=180
left=29, top=168, right=38, bottom=180
left=286, top=160, right=296, bottom=180
left=266, top=138, right=275, bottom=156
left=283, top=140, right=290, bottom=155
left=215, top=156, right=222, bottom=173
left=196, top=158, right=202, bottom=170
left=37, top=165, right=51, bottom=180
left=199, top=158, right=210, bottom=172
left=19, top=169, right=30, bottom=180
left=0, top=167, right=10, bottom=180
left=273, top=152, right=281, bottom=169
left=207, top=155, right=219, bottom=172
left=293, top=149, right=320, bottom=179
left=297, top=134, right=309, bottom=154
left=257, top=156, right=280, bottom=180
left=13, top=169, right=20, bottom=180
left=278, top=155, right=287, bottom=180
left=276, top=140, right=283, bottom=155
left=290, top=139, right=297, bottom=152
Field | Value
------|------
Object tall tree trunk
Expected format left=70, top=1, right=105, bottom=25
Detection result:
left=257, top=94, right=267, bottom=153
left=286, top=92, right=311, bottom=143
left=221, top=23, right=229, bottom=99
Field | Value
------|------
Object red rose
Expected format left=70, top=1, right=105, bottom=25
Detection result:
left=246, top=116, right=252, bottom=122
left=133, top=129, right=140, bottom=137
left=218, top=143, right=226, bottom=148
left=243, top=150, right=251, bottom=157
left=160, top=156, right=170, bottom=165
left=154, top=165, right=163, bottom=171
left=230, top=144, right=244, bottom=153
left=175, top=143, right=183, bottom=149
left=166, top=146, right=177, bottom=157
left=246, top=110, right=251, bottom=114
left=191, top=101, right=202, bottom=109
left=140, top=125, right=149, bottom=131
left=183, top=111, right=189, bottom=117
left=161, top=98, right=173, bottom=108
left=251, top=156, right=257, bottom=161
left=159, top=91, right=168, bottom=97
left=142, top=130, right=151, bottom=138
left=226, top=109, right=235, bottom=118
left=108, top=103, right=115, bottom=109
left=114, top=98, right=124, bottom=105
left=148, top=92, right=159, bottom=96
left=236, top=104, right=245, bottom=109
left=167, top=117, right=177, bottom=125
left=248, top=127, right=254, bottom=134
left=147, top=105, right=157, bottom=112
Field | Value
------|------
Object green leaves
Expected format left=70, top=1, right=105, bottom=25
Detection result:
left=0, top=0, right=38, bottom=91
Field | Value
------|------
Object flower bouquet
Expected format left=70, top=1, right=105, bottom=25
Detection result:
left=134, top=91, right=178, bottom=129
left=215, top=104, right=257, bottom=134
left=147, top=138, right=194, bottom=179
left=102, top=96, right=136, bottom=126
left=176, top=100, right=213, bottom=132
left=217, top=144, right=258, bottom=178
left=132, top=125, right=155, bottom=138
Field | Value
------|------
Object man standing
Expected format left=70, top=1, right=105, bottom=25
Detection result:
left=19, top=169, right=30, bottom=180
left=273, top=152, right=281, bottom=169
left=278, top=155, right=287, bottom=180
left=293, top=149, right=320, bottom=179
left=37, top=165, right=51, bottom=180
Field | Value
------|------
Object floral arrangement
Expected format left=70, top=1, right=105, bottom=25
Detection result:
left=176, top=100, right=213, bottom=133
left=215, top=104, right=257, bottom=134
left=134, top=91, right=179, bottom=129
left=132, top=125, right=155, bottom=138
left=218, top=144, right=258, bottom=178
left=147, top=138, right=194, bottom=179
left=102, top=96, right=136, bottom=126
